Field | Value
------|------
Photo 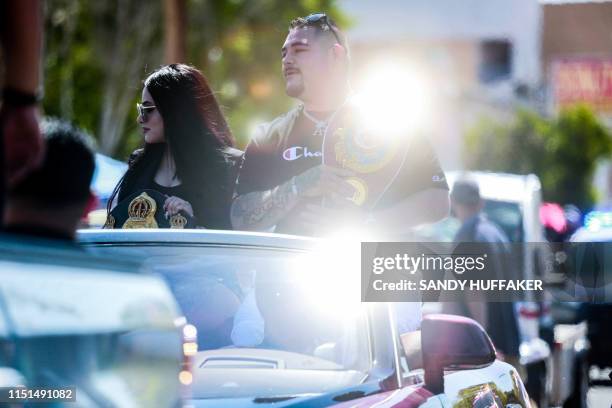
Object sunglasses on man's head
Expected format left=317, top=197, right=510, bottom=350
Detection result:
left=136, top=103, right=157, bottom=121
left=304, top=13, right=343, bottom=47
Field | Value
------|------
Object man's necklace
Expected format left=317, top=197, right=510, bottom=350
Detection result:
left=302, top=108, right=333, bottom=138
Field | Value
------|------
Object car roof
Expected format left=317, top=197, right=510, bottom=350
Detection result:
left=78, top=229, right=318, bottom=251
left=446, top=171, right=541, bottom=204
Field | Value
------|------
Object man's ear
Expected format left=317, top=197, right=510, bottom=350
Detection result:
left=330, top=43, right=347, bottom=60
left=82, top=191, right=99, bottom=218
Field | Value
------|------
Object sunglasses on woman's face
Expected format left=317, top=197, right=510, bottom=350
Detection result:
left=136, top=103, right=157, bottom=122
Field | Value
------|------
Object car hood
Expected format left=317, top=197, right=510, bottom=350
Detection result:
left=188, top=396, right=319, bottom=408
left=187, top=383, right=429, bottom=407
left=193, top=368, right=365, bottom=398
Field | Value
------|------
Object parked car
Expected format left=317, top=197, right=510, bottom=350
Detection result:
left=87, top=153, right=129, bottom=228
left=570, top=216, right=612, bottom=372
left=537, top=212, right=612, bottom=406
left=79, top=229, right=532, bottom=407
left=91, top=153, right=128, bottom=209
left=0, top=234, right=184, bottom=407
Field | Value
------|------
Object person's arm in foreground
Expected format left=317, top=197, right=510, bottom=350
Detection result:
left=1, top=0, right=44, bottom=186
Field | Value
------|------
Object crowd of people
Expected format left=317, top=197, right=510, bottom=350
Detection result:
left=3, top=3, right=535, bottom=377
left=99, top=14, right=449, bottom=237
left=2, top=7, right=451, bottom=240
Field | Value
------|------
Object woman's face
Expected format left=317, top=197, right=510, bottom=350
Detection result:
left=138, top=87, right=165, bottom=144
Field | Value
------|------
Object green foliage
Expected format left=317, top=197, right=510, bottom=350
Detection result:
left=186, top=0, right=347, bottom=149
left=43, top=0, right=346, bottom=159
left=465, top=105, right=612, bottom=210
left=44, top=0, right=164, bottom=157
left=44, top=0, right=104, bottom=136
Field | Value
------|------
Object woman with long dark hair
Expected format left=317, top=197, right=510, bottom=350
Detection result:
left=107, top=64, right=241, bottom=229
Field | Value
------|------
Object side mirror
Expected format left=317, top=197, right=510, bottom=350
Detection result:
left=422, top=314, right=496, bottom=394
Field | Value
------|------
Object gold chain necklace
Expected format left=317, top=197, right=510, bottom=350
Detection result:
left=302, top=108, right=334, bottom=138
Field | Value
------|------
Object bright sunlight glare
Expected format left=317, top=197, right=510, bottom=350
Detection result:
left=291, top=230, right=365, bottom=319
left=351, top=63, right=432, bottom=137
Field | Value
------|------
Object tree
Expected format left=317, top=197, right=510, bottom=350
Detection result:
left=96, top=0, right=161, bottom=155
left=465, top=105, right=612, bottom=211
left=185, top=0, right=346, bottom=148
left=164, top=0, right=187, bottom=63
left=43, top=0, right=346, bottom=158
left=44, top=0, right=163, bottom=156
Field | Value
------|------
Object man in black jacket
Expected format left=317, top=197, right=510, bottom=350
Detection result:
left=231, top=13, right=449, bottom=237
left=450, top=178, right=521, bottom=364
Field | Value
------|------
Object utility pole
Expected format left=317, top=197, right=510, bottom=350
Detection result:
left=164, top=0, right=187, bottom=63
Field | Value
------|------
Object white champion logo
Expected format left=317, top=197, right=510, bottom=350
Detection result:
left=282, top=146, right=322, bottom=161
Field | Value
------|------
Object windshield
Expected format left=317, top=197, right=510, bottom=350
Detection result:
left=89, top=243, right=370, bottom=399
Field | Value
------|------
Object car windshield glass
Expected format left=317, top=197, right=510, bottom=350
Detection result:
left=89, top=243, right=370, bottom=399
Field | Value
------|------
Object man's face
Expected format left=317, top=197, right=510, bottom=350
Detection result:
left=281, top=27, right=331, bottom=100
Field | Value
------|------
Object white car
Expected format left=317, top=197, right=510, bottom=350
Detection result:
left=79, top=229, right=532, bottom=407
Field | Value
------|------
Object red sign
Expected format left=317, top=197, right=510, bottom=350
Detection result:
left=552, top=59, right=612, bottom=112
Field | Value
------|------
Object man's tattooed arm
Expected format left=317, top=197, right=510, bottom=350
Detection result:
left=230, top=165, right=353, bottom=231
left=230, top=177, right=300, bottom=231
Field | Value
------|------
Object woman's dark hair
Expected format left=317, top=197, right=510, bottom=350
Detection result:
left=108, top=64, right=235, bottom=226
